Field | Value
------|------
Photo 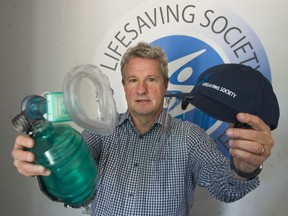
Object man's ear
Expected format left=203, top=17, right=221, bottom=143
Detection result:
left=165, top=78, right=169, bottom=89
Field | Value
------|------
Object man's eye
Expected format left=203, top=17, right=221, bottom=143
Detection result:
left=128, top=78, right=137, bottom=83
left=147, top=77, right=156, bottom=82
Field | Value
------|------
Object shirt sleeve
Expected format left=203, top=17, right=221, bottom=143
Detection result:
left=82, top=130, right=103, bottom=163
left=187, top=124, right=260, bottom=203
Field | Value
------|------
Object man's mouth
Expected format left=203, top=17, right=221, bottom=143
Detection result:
left=135, top=99, right=150, bottom=103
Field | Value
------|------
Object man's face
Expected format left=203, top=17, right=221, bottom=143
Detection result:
left=122, top=57, right=168, bottom=120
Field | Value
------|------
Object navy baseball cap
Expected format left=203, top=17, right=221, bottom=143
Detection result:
left=166, top=64, right=280, bottom=130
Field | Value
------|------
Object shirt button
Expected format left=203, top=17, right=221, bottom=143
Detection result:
left=128, top=193, right=134, bottom=197
left=139, top=135, right=144, bottom=139
left=134, top=163, right=139, bottom=167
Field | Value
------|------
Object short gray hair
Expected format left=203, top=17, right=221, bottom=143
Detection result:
left=120, top=42, right=169, bottom=82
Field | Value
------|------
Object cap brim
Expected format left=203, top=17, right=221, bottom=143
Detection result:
left=185, top=94, right=239, bottom=124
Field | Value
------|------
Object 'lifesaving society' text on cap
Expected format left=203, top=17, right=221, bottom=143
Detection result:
left=201, top=82, right=237, bottom=98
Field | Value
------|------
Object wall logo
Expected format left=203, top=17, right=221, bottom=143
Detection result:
left=93, top=0, right=271, bottom=157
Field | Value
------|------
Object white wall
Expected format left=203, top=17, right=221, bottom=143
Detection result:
left=0, top=0, right=287, bottom=215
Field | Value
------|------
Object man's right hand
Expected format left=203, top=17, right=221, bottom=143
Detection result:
left=12, top=135, right=51, bottom=177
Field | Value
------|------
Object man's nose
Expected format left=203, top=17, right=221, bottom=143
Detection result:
left=137, top=81, right=148, bottom=95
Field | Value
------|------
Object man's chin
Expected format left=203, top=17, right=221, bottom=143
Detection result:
left=131, top=107, right=154, bottom=116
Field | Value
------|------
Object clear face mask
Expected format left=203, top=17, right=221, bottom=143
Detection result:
left=62, top=64, right=117, bottom=135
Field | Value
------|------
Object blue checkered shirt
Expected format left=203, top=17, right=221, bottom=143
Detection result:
left=83, top=111, right=259, bottom=216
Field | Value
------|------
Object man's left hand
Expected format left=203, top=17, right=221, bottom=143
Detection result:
left=226, top=113, right=274, bottom=179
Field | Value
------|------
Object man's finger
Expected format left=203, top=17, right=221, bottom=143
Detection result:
left=236, top=113, right=270, bottom=132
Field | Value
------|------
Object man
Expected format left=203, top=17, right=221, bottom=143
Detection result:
left=12, top=42, right=274, bottom=215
